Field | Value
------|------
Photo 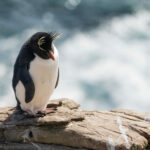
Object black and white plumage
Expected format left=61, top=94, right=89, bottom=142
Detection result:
left=12, top=32, right=60, bottom=116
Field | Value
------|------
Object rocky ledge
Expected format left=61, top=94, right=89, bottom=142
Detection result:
left=0, top=98, right=150, bottom=150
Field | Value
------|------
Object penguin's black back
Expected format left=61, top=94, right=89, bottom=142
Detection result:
left=12, top=42, right=35, bottom=88
left=12, top=42, right=35, bottom=107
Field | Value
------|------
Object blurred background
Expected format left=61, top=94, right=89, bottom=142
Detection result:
left=0, top=0, right=150, bottom=112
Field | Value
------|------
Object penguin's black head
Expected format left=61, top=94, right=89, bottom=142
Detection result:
left=28, top=32, right=60, bottom=60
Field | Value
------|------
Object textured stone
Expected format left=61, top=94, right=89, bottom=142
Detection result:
left=0, top=143, right=87, bottom=150
left=0, top=98, right=150, bottom=150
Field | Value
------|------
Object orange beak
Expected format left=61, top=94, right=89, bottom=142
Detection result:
left=49, top=51, right=55, bottom=61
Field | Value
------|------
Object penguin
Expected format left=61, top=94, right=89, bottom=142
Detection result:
left=12, top=32, right=60, bottom=117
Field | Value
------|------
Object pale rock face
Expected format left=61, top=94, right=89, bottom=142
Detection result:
left=15, top=45, right=59, bottom=114
left=0, top=99, right=150, bottom=150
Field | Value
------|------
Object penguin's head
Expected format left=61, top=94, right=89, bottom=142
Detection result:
left=28, top=32, right=60, bottom=60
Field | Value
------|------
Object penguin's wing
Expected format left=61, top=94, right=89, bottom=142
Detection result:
left=19, top=66, right=35, bottom=103
left=55, top=68, right=59, bottom=88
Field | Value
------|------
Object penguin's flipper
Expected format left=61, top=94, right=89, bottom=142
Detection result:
left=55, top=68, right=59, bottom=88
left=19, top=67, right=35, bottom=103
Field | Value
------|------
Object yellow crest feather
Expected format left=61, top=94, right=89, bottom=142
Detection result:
left=38, top=36, right=46, bottom=51
left=52, top=33, right=62, bottom=40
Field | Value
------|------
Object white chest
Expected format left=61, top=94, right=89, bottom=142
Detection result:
left=29, top=47, right=59, bottom=96
left=30, top=47, right=58, bottom=83
left=29, top=55, right=58, bottom=85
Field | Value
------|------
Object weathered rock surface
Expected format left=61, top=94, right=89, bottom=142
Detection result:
left=0, top=98, right=150, bottom=150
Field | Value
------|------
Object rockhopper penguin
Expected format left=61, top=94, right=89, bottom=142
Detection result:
left=12, top=32, right=60, bottom=117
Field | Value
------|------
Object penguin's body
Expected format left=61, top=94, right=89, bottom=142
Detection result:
left=12, top=32, right=60, bottom=116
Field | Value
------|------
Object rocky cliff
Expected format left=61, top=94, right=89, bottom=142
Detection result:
left=0, top=98, right=150, bottom=150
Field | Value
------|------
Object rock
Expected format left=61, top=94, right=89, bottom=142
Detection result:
left=0, top=143, right=87, bottom=150
left=0, top=98, right=150, bottom=150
